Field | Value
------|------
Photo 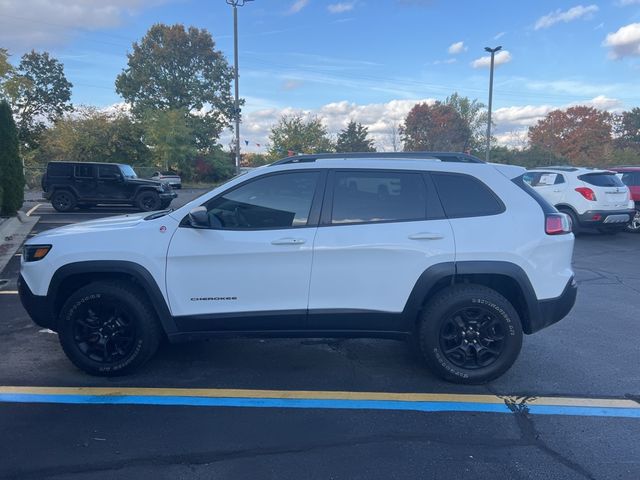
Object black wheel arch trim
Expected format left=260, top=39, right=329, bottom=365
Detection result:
left=47, top=261, right=177, bottom=334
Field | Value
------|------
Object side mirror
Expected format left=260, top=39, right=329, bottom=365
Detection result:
left=188, top=207, right=210, bottom=228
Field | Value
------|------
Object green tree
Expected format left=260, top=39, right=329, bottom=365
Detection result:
left=0, top=48, right=14, bottom=84
left=0, top=100, right=24, bottom=215
left=614, top=108, right=640, bottom=147
left=3, top=51, right=72, bottom=149
left=401, top=102, right=471, bottom=151
left=444, top=92, right=488, bottom=152
left=33, top=107, right=150, bottom=166
left=268, top=115, right=334, bottom=159
left=336, top=120, right=376, bottom=152
left=116, top=23, right=235, bottom=151
left=143, top=108, right=196, bottom=177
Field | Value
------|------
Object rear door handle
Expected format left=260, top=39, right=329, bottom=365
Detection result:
left=271, top=238, right=306, bottom=245
left=408, top=232, right=444, bottom=240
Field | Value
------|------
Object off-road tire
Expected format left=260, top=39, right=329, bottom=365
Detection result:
left=417, top=284, right=523, bottom=385
left=58, top=281, right=162, bottom=376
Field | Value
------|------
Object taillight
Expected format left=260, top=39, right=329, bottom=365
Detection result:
left=575, top=187, right=596, bottom=201
left=546, top=213, right=572, bottom=235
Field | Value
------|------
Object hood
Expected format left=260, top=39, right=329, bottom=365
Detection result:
left=31, top=212, right=152, bottom=240
left=127, top=178, right=163, bottom=187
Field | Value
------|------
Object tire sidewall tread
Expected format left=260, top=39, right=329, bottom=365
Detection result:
left=418, top=284, right=523, bottom=385
left=58, top=281, right=162, bottom=376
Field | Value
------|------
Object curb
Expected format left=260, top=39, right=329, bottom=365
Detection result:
left=0, top=213, right=40, bottom=277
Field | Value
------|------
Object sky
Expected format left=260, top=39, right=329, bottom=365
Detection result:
left=1, top=0, right=640, bottom=152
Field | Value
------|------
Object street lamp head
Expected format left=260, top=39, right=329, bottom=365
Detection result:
left=226, top=0, right=254, bottom=6
left=484, top=46, right=503, bottom=53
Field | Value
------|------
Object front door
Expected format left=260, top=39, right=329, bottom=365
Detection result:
left=166, top=170, right=324, bottom=330
left=97, top=164, right=128, bottom=201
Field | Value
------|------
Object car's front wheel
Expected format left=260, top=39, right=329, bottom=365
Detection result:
left=57, top=282, right=162, bottom=376
left=417, top=284, right=523, bottom=384
left=136, top=191, right=161, bottom=211
left=627, top=209, right=640, bottom=233
left=51, top=190, right=77, bottom=212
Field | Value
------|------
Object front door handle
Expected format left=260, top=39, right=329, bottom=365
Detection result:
left=408, top=232, right=444, bottom=240
left=271, top=238, right=306, bottom=245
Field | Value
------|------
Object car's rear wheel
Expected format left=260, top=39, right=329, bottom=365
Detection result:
left=627, top=209, right=640, bottom=233
left=417, top=284, right=523, bottom=384
left=560, top=208, right=580, bottom=235
left=58, top=282, right=162, bottom=376
left=136, top=191, right=161, bottom=211
left=51, top=190, right=77, bottom=212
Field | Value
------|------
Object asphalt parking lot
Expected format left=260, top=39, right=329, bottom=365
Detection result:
left=0, top=192, right=639, bottom=480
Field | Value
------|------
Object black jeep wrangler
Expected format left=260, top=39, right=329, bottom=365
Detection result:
left=42, top=162, right=178, bottom=212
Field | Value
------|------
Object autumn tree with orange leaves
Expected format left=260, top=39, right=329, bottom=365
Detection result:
left=528, top=106, right=612, bottom=166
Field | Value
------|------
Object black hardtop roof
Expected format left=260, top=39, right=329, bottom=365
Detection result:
left=47, top=161, right=128, bottom=167
left=270, top=151, right=484, bottom=166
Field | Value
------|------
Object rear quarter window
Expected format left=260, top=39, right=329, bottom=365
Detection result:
left=431, top=173, right=505, bottom=218
left=578, top=173, right=625, bottom=187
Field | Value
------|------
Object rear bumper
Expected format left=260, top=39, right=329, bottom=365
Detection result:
left=18, top=275, right=56, bottom=331
left=527, top=276, right=577, bottom=334
left=577, top=209, right=635, bottom=227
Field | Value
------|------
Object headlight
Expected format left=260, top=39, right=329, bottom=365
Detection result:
left=23, top=244, right=52, bottom=262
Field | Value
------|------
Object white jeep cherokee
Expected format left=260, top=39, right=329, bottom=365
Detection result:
left=19, top=153, right=577, bottom=384
left=524, top=167, right=635, bottom=234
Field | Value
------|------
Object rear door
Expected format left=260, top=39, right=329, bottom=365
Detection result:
left=73, top=164, right=97, bottom=199
left=308, top=169, right=455, bottom=327
left=578, top=172, right=629, bottom=210
left=525, top=171, right=566, bottom=206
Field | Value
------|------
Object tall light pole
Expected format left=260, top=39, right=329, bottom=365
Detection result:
left=484, top=46, right=502, bottom=162
left=226, top=0, right=252, bottom=174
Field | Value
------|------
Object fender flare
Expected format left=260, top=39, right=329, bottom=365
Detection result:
left=49, top=261, right=177, bottom=334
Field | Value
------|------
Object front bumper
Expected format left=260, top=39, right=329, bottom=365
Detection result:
left=159, top=192, right=178, bottom=201
left=526, top=276, right=577, bottom=334
left=18, top=275, right=56, bottom=331
left=577, top=209, right=635, bottom=227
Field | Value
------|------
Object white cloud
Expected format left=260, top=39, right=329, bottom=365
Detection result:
left=328, top=2, right=356, bottom=14
left=433, top=58, right=457, bottom=65
left=287, top=0, right=309, bottom=14
left=534, top=4, right=599, bottom=30
left=604, top=23, right=640, bottom=59
left=220, top=98, right=436, bottom=153
left=471, top=50, right=512, bottom=68
left=0, top=0, right=166, bottom=49
left=617, top=0, right=640, bottom=5
left=282, top=79, right=303, bottom=91
left=447, top=41, right=466, bottom=54
left=494, top=31, right=506, bottom=40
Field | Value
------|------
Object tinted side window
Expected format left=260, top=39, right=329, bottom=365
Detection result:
left=75, top=164, right=95, bottom=178
left=432, top=173, right=505, bottom=218
left=205, top=172, right=320, bottom=229
left=621, top=172, right=640, bottom=186
left=98, top=165, right=121, bottom=178
left=331, top=171, right=427, bottom=224
left=47, top=163, right=73, bottom=177
left=578, top=173, right=625, bottom=187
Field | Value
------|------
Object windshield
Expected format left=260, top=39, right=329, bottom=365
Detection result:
left=119, top=164, right=138, bottom=179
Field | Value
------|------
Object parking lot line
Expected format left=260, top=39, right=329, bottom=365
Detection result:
left=0, top=386, right=638, bottom=418
left=25, top=203, right=41, bottom=217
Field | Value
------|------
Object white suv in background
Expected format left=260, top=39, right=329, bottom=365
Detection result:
left=524, top=167, right=635, bottom=234
left=19, top=153, right=577, bottom=384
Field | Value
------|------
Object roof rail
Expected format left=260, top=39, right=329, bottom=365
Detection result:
left=528, top=165, right=579, bottom=172
left=269, top=151, right=485, bottom=166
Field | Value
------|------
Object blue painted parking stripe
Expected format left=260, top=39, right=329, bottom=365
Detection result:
left=0, top=393, right=638, bottom=418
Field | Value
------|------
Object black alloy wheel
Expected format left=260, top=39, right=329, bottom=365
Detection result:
left=72, top=302, right=137, bottom=364
left=51, top=190, right=76, bottom=212
left=627, top=210, right=640, bottom=233
left=136, top=191, right=161, bottom=211
left=439, top=306, right=505, bottom=369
